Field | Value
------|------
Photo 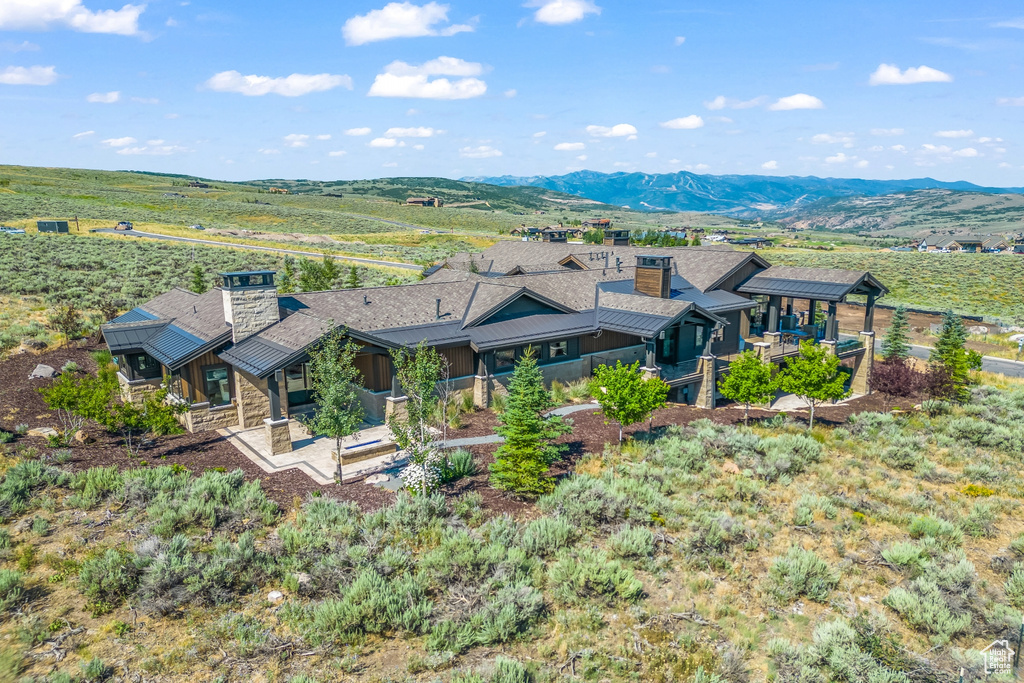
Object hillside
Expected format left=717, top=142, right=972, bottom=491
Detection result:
left=466, top=169, right=1024, bottom=216
left=769, top=189, right=1024, bottom=237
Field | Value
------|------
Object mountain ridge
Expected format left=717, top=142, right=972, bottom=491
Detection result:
left=463, top=169, right=1024, bottom=215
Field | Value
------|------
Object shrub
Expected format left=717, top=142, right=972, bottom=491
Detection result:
left=767, top=547, right=838, bottom=603
left=548, top=548, right=643, bottom=605
left=0, top=529, right=10, bottom=550
left=883, top=579, right=971, bottom=643
left=60, top=361, right=80, bottom=374
left=882, top=541, right=931, bottom=573
left=444, top=449, right=477, bottom=481
left=961, top=484, right=994, bottom=497
left=0, top=569, right=24, bottom=611
left=537, top=475, right=630, bottom=529
left=30, top=516, right=50, bottom=536
left=907, top=515, right=962, bottom=547
left=0, top=431, right=13, bottom=445
left=960, top=502, right=997, bottom=538
left=0, top=460, right=67, bottom=518
left=921, top=399, right=951, bottom=416
left=1005, top=563, right=1024, bottom=608
left=309, top=569, right=431, bottom=644
left=78, top=549, right=140, bottom=615
left=519, top=516, right=575, bottom=557
left=69, top=466, right=124, bottom=509
left=1010, top=534, right=1024, bottom=557
left=608, top=525, right=655, bottom=559
left=14, top=424, right=29, bottom=436
left=79, top=657, right=110, bottom=682
left=491, top=657, right=533, bottom=683
left=427, top=582, right=544, bottom=654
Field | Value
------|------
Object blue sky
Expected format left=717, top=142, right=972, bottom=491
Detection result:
left=1, top=0, right=1022, bottom=185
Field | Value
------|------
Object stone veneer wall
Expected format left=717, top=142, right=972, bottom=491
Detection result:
left=223, top=287, right=279, bottom=343
left=117, top=373, right=162, bottom=405
left=235, top=369, right=271, bottom=429
left=183, top=402, right=240, bottom=432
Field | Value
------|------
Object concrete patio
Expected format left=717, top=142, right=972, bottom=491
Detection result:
left=218, top=421, right=405, bottom=485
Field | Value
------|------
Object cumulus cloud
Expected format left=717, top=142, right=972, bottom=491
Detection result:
left=921, top=143, right=952, bottom=154
left=768, top=93, right=824, bottom=110
left=342, top=2, right=474, bottom=46
left=102, top=136, right=137, bottom=147
left=997, top=96, right=1024, bottom=106
left=811, top=132, right=855, bottom=146
left=117, top=143, right=190, bottom=156
left=86, top=90, right=120, bottom=103
left=460, top=145, right=502, bottom=158
left=660, top=115, right=704, bottom=129
left=761, top=160, right=778, bottom=170
left=674, top=36, right=685, bottom=46
left=825, top=152, right=851, bottom=164
left=870, top=128, right=904, bottom=136
left=0, top=41, right=40, bottom=52
left=855, top=160, right=869, bottom=168
left=369, top=137, right=404, bottom=148
left=384, top=126, right=438, bottom=138
left=328, top=150, right=347, bottom=157
left=554, top=142, right=584, bottom=151
left=526, top=0, right=600, bottom=25
left=345, top=127, right=372, bottom=136
left=953, top=147, right=979, bottom=157
left=703, top=95, right=765, bottom=110
left=935, top=129, right=973, bottom=138
left=316, top=134, right=331, bottom=140
left=891, top=144, right=907, bottom=152
left=368, top=56, right=486, bottom=99
left=504, top=88, right=517, bottom=98
left=586, top=123, right=637, bottom=137
left=204, top=71, right=353, bottom=97
left=284, top=134, right=310, bottom=147
left=869, top=63, right=952, bottom=85
left=0, top=65, right=57, bottom=85
left=0, top=0, right=145, bottom=35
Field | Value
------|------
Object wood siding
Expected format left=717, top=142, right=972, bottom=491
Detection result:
left=439, top=345, right=474, bottom=378
left=354, top=353, right=393, bottom=393
left=714, top=260, right=763, bottom=295
left=581, top=330, right=642, bottom=355
left=634, top=267, right=670, bottom=298
left=180, top=350, right=229, bottom=403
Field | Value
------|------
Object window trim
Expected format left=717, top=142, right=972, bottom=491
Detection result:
left=201, top=363, right=234, bottom=407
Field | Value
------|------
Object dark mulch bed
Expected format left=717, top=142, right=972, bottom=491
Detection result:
left=1, top=340, right=890, bottom=515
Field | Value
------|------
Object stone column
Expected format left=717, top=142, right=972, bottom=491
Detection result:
left=820, top=339, right=837, bottom=355
left=694, top=355, right=717, bottom=409
left=850, top=331, right=875, bottom=395
left=752, top=341, right=773, bottom=362
left=763, top=331, right=782, bottom=349
left=385, top=395, right=408, bottom=420
left=264, top=418, right=292, bottom=455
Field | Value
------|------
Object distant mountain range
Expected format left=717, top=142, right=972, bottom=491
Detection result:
left=463, top=170, right=1024, bottom=216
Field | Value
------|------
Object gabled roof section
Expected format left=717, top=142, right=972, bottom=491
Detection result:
left=103, top=320, right=168, bottom=353
left=218, top=312, right=330, bottom=378
left=736, top=266, right=888, bottom=302
left=462, top=283, right=575, bottom=329
left=109, top=308, right=158, bottom=324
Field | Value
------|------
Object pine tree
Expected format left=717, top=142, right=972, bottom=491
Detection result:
left=304, top=329, right=365, bottom=483
left=321, top=256, right=340, bottom=288
left=929, top=310, right=981, bottom=403
left=718, top=350, right=776, bottom=425
left=189, top=264, right=207, bottom=294
left=776, top=340, right=850, bottom=429
left=881, top=304, right=911, bottom=362
left=490, top=351, right=570, bottom=495
left=345, top=265, right=361, bottom=289
left=278, top=256, right=296, bottom=294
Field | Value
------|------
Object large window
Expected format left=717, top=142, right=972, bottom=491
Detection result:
left=203, top=365, right=232, bottom=407
left=494, top=348, right=516, bottom=370
left=285, top=363, right=315, bottom=410
left=549, top=340, right=568, bottom=359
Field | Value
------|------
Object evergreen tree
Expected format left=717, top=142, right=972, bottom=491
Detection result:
left=718, top=350, right=776, bottom=425
left=490, top=351, right=570, bottom=495
left=929, top=310, right=982, bottom=403
left=189, top=264, right=207, bottom=294
left=305, top=329, right=365, bottom=483
left=881, top=304, right=911, bottom=362
left=776, top=340, right=850, bottom=429
left=345, top=265, right=361, bottom=289
left=690, top=236, right=701, bottom=246
left=590, top=360, right=670, bottom=441
left=278, top=256, right=297, bottom=294
left=298, top=258, right=326, bottom=292
left=321, top=256, right=340, bottom=288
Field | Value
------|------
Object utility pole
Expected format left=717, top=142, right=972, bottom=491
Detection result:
left=73, top=215, right=80, bottom=233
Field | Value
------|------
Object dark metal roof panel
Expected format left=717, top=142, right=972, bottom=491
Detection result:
left=736, top=276, right=853, bottom=301
left=102, top=321, right=167, bottom=353
left=469, top=312, right=596, bottom=351
left=110, top=308, right=158, bottom=324
left=219, top=337, right=296, bottom=378
left=597, top=309, right=670, bottom=337
left=143, top=324, right=207, bottom=368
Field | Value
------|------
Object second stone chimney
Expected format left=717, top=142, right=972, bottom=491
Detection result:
left=634, top=255, right=672, bottom=298
left=219, top=271, right=280, bottom=343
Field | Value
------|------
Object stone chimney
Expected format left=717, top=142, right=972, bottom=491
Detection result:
left=219, top=271, right=280, bottom=343
left=634, top=255, right=672, bottom=298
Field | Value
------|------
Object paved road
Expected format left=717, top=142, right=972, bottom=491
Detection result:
left=842, top=333, right=1024, bottom=378
left=93, top=228, right=422, bottom=271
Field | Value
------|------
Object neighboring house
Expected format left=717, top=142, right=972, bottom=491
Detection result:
left=188, top=181, right=210, bottom=188
left=582, top=218, right=612, bottom=229
left=541, top=226, right=568, bottom=242
left=1013, top=244, right=1024, bottom=255
left=727, top=237, right=771, bottom=249
left=406, top=197, right=443, bottom=207
left=102, top=236, right=886, bottom=455
left=268, top=187, right=289, bottom=194
left=917, top=234, right=1010, bottom=252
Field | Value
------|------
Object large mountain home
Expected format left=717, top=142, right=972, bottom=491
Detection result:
left=101, top=237, right=886, bottom=455
left=917, top=234, right=1011, bottom=253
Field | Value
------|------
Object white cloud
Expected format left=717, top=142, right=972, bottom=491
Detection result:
left=384, top=126, right=437, bottom=138
left=504, top=88, right=517, bottom=98
left=660, top=115, right=704, bottom=129
left=369, top=137, right=404, bottom=148
left=460, top=145, right=502, bottom=158
left=703, top=95, right=765, bottom=110
left=868, top=145, right=884, bottom=152
left=921, top=143, right=952, bottom=154
left=0, top=0, right=145, bottom=35
left=0, top=65, right=57, bottom=85
left=586, top=123, right=637, bottom=137
left=854, top=159, right=869, bottom=168
left=316, top=134, right=331, bottom=140
left=870, top=128, right=904, bottom=136
left=825, top=152, right=851, bottom=164
left=997, top=96, right=1024, bottom=106
left=953, top=147, right=979, bottom=157
left=72, top=130, right=94, bottom=138
left=368, top=56, right=486, bottom=99
left=683, top=163, right=710, bottom=172
left=328, top=150, right=347, bottom=157
left=811, top=132, right=855, bottom=146
left=86, top=90, right=120, bottom=103
left=992, top=18, right=1024, bottom=29
left=769, top=93, right=824, bottom=110
left=345, top=127, right=372, bottom=136
left=0, top=40, right=40, bottom=52
left=284, top=134, right=310, bottom=148
left=342, top=2, right=474, bottom=45
left=204, top=71, right=352, bottom=97
left=674, top=36, right=685, bottom=46
left=527, top=0, right=600, bottom=25
left=574, top=154, right=586, bottom=161
left=761, top=160, right=778, bottom=170
left=891, top=144, right=907, bottom=152
left=554, top=142, right=584, bottom=151
left=258, top=148, right=280, bottom=155
left=935, top=129, right=973, bottom=138
left=869, top=63, right=952, bottom=85
left=413, top=143, right=424, bottom=150
left=644, top=152, right=657, bottom=158
left=117, top=144, right=188, bottom=156
left=532, top=131, right=547, bottom=138
left=102, top=136, right=137, bottom=147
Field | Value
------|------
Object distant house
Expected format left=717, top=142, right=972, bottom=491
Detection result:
left=728, top=237, right=771, bottom=249
left=406, top=197, right=443, bottom=207
left=36, top=220, right=69, bottom=233
left=1013, top=244, right=1024, bottom=255
left=541, top=227, right=568, bottom=243
left=582, top=218, right=612, bottom=229
left=268, top=187, right=290, bottom=195
left=603, top=229, right=631, bottom=246
left=188, top=181, right=210, bottom=189
left=918, top=234, right=1010, bottom=253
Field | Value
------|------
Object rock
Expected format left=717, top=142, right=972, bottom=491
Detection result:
left=267, top=590, right=284, bottom=604
left=721, top=461, right=740, bottom=475
left=967, top=325, right=989, bottom=335
left=365, top=473, right=391, bottom=485
left=27, top=426, right=59, bottom=438
left=293, top=572, right=312, bottom=588
left=29, top=364, right=57, bottom=379
left=1009, top=333, right=1024, bottom=343
left=20, top=339, right=47, bottom=352
left=74, top=430, right=95, bottom=444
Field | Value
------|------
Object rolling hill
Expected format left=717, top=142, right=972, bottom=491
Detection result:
left=466, top=169, right=1024, bottom=216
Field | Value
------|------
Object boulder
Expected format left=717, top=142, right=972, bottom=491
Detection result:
left=20, top=339, right=47, bottom=352
left=74, top=430, right=95, bottom=445
left=1009, top=334, right=1024, bottom=343
left=27, top=426, right=59, bottom=439
left=365, top=473, right=391, bottom=485
left=29, top=364, right=57, bottom=379
left=721, top=461, right=741, bottom=475
left=967, top=325, right=989, bottom=335
left=267, top=590, right=284, bottom=604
